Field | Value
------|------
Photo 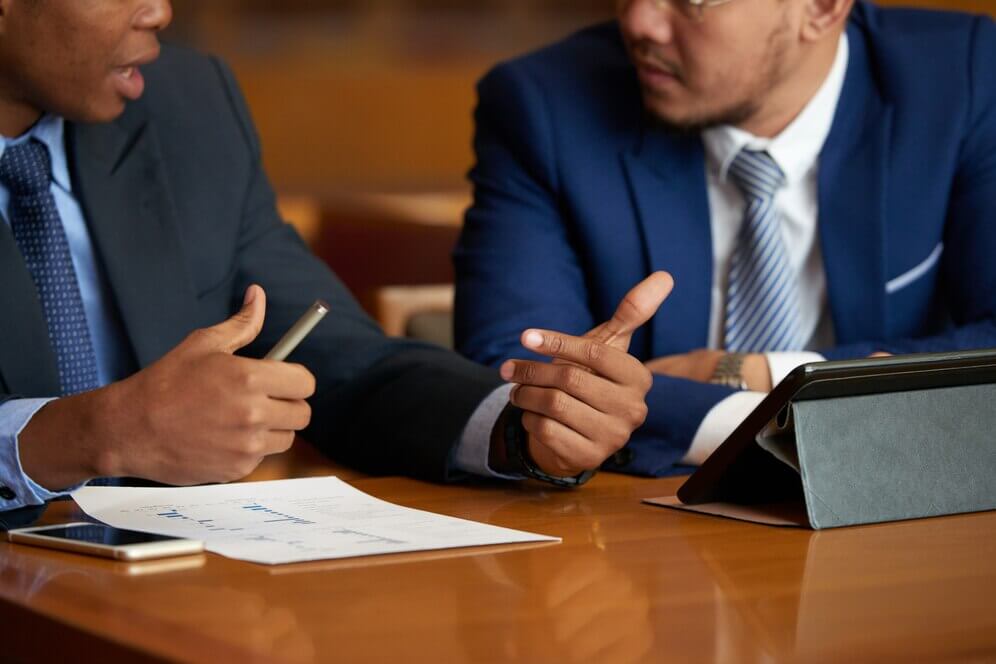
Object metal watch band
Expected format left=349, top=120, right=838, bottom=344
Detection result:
left=710, top=352, right=749, bottom=390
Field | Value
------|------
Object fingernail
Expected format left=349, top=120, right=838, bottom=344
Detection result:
left=500, top=361, right=515, bottom=380
left=523, top=331, right=543, bottom=349
left=243, top=285, right=257, bottom=306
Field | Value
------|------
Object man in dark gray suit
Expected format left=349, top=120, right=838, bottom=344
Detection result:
left=0, top=0, right=669, bottom=524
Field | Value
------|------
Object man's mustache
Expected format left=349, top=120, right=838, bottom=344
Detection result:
left=630, top=41, right=685, bottom=81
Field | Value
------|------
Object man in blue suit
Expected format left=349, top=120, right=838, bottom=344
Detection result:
left=455, top=0, right=996, bottom=476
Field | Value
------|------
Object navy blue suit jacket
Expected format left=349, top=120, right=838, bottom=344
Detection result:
left=0, top=46, right=503, bottom=528
left=454, top=3, right=996, bottom=476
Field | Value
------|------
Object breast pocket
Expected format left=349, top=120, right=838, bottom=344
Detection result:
left=885, top=242, right=944, bottom=335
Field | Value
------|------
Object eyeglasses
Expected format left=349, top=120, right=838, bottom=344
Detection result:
left=648, top=0, right=737, bottom=21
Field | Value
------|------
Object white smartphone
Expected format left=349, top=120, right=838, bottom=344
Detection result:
left=7, top=522, right=204, bottom=561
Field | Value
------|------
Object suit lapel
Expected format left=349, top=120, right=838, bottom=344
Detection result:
left=817, top=23, right=893, bottom=345
left=68, top=110, right=198, bottom=369
left=0, top=226, right=61, bottom=396
left=621, top=123, right=712, bottom=356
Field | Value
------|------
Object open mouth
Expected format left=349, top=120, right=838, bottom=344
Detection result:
left=112, top=64, right=145, bottom=100
left=635, top=61, right=684, bottom=93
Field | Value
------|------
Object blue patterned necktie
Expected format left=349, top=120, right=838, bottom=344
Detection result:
left=1, top=139, right=100, bottom=396
left=723, top=149, right=806, bottom=352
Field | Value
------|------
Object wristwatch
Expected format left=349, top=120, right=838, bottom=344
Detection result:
left=710, top=352, right=749, bottom=390
left=493, top=406, right=596, bottom=488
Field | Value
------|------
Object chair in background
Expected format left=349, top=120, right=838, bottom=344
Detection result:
left=279, top=191, right=465, bottom=347
left=373, top=284, right=455, bottom=348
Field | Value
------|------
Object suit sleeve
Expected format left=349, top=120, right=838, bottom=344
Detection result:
left=210, top=58, right=504, bottom=482
left=821, top=17, right=996, bottom=361
left=455, top=63, right=733, bottom=478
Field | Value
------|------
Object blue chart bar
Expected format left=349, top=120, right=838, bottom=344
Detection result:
left=152, top=504, right=315, bottom=531
left=155, top=510, right=230, bottom=532
left=241, top=504, right=314, bottom=525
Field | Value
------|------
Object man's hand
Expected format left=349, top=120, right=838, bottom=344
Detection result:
left=646, top=350, right=772, bottom=392
left=496, top=272, right=674, bottom=477
left=20, top=285, right=316, bottom=490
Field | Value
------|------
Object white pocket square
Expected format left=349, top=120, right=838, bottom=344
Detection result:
left=886, top=242, right=944, bottom=294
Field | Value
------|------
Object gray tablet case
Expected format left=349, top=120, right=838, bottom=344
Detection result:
left=648, top=382, right=996, bottom=529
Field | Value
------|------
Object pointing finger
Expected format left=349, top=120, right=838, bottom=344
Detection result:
left=519, top=329, right=648, bottom=386
left=585, top=271, right=673, bottom=350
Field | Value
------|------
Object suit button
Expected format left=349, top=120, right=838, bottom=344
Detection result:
left=0, top=486, right=16, bottom=500
left=611, top=448, right=634, bottom=466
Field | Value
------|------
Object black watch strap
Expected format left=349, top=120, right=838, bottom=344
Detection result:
left=500, top=406, right=596, bottom=488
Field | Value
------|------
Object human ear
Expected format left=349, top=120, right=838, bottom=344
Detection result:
left=800, top=0, right=854, bottom=42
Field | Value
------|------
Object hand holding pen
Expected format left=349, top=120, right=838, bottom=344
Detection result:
left=19, top=286, right=328, bottom=491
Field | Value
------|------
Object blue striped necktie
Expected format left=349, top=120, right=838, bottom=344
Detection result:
left=723, top=149, right=806, bottom=352
left=1, top=139, right=100, bottom=396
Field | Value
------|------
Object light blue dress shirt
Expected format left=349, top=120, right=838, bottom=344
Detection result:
left=0, top=115, right=510, bottom=512
left=0, top=115, right=132, bottom=510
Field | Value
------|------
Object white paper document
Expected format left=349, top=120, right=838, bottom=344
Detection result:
left=72, top=476, right=559, bottom=565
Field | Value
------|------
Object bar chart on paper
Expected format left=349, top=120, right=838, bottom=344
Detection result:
left=72, top=477, right=558, bottom=565
left=154, top=503, right=315, bottom=531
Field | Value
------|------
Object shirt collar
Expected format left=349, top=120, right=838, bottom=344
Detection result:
left=0, top=114, right=72, bottom=193
left=702, top=32, right=850, bottom=187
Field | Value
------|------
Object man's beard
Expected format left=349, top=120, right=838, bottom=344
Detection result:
left=646, top=96, right=762, bottom=135
left=639, top=13, right=792, bottom=135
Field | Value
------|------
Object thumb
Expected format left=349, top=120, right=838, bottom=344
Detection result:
left=193, top=285, right=267, bottom=354
left=585, top=271, right=673, bottom=351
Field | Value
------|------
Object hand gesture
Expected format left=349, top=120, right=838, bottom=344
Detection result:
left=499, top=272, right=673, bottom=477
left=21, top=286, right=316, bottom=489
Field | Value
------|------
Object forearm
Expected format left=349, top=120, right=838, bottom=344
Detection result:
left=306, top=346, right=505, bottom=482
left=820, top=318, right=996, bottom=361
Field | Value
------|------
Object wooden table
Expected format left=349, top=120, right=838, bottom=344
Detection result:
left=2, top=443, right=995, bottom=663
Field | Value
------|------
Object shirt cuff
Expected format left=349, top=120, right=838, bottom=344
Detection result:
left=683, top=391, right=768, bottom=466
left=451, top=383, right=524, bottom=480
left=764, top=351, right=826, bottom=387
left=0, top=398, right=80, bottom=510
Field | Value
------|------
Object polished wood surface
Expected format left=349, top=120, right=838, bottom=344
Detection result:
left=2, top=443, right=995, bottom=663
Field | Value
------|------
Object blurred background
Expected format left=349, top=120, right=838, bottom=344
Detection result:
left=164, top=0, right=996, bottom=342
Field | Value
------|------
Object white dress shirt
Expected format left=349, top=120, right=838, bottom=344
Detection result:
left=682, top=34, right=850, bottom=465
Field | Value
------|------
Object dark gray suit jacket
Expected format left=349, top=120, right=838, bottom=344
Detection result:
left=0, top=46, right=502, bottom=527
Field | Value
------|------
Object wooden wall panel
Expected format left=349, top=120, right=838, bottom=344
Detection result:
left=169, top=0, right=993, bottom=196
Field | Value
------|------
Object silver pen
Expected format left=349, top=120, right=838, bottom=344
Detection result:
left=264, top=300, right=330, bottom=361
